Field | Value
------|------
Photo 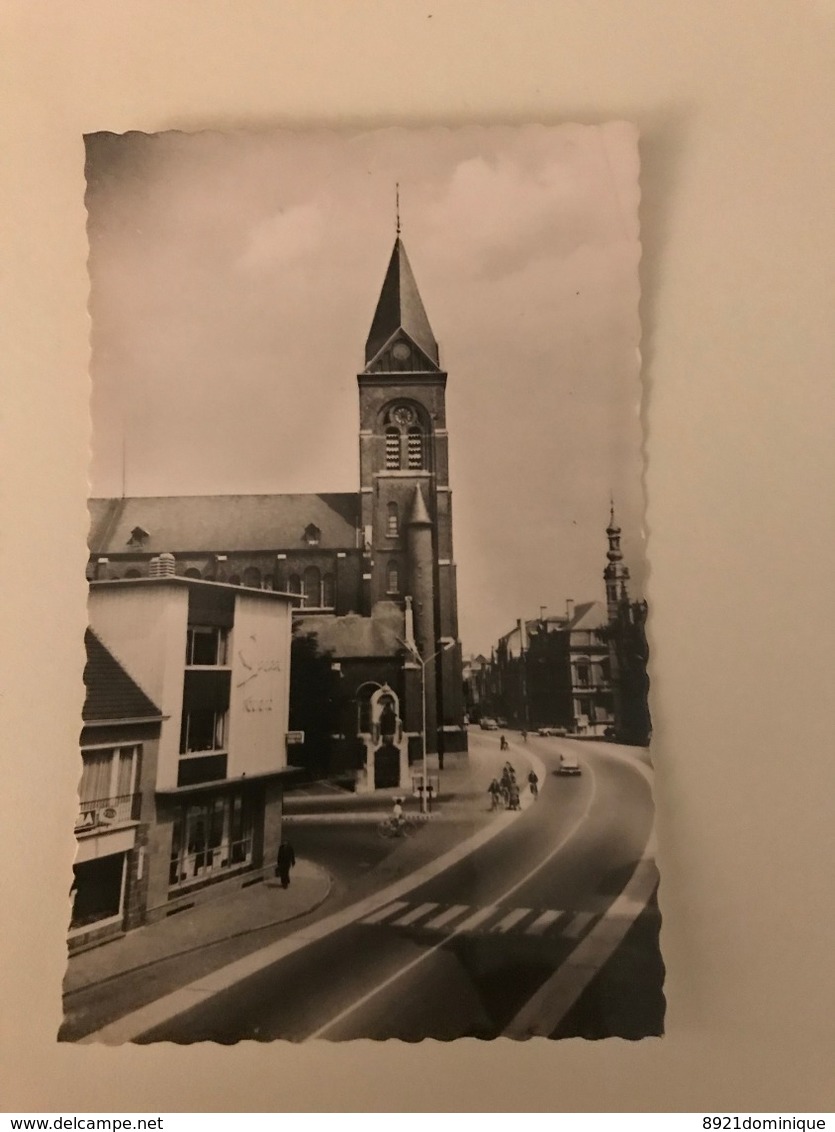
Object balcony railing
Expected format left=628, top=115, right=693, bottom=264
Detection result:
left=75, top=793, right=140, bottom=833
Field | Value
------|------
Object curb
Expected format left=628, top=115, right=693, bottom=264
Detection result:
left=63, top=862, right=334, bottom=998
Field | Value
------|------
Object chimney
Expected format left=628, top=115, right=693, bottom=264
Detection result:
left=566, top=598, right=574, bottom=622
left=150, top=553, right=176, bottom=578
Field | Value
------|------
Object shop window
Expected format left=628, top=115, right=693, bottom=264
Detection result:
left=169, top=791, right=254, bottom=888
left=71, top=854, right=126, bottom=929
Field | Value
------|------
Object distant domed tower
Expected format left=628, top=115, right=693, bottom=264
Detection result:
left=357, top=224, right=465, bottom=754
left=604, top=501, right=630, bottom=621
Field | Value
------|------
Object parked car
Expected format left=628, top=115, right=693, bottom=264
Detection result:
left=557, top=752, right=581, bottom=776
left=537, top=726, right=568, bottom=737
left=480, top=718, right=499, bottom=730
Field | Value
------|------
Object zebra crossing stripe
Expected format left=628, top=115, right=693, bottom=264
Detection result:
left=361, top=900, right=409, bottom=925
left=453, top=905, right=500, bottom=933
left=563, top=910, right=595, bottom=939
left=491, top=907, right=532, bottom=933
left=391, top=902, right=440, bottom=927
left=525, top=910, right=562, bottom=936
left=423, top=904, right=470, bottom=930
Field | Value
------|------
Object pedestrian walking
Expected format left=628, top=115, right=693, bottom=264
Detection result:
left=500, top=734, right=509, bottom=751
left=508, top=782, right=521, bottom=811
left=488, top=777, right=502, bottom=811
left=275, top=838, right=296, bottom=889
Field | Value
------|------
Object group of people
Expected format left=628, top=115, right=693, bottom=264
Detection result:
left=488, top=758, right=539, bottom=811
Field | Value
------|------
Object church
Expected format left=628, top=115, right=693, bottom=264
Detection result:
left=87, top=229, right=468, bottom=791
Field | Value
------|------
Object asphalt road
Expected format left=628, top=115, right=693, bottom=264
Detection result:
left=138, top=734, right=660, bottom=1043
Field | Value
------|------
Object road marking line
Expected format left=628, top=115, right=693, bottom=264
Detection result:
left=502, top=857, right=659, bottom=1040
left=562, top=910, right=595, bottom=939
left=491, top=908, right=532, bottom=933
left=452, top=905, right=499, bottom=933
left=76, top=736, right=550, bottom=1044
left=308, top=762, right=599, bottom=1040
left=423, top=904, right=469, bottom=930
left=525, top=910, right=562, bottom=936
left=360, top=901, right=409, bottom=925
left=391, top=902, right=439, bottom=927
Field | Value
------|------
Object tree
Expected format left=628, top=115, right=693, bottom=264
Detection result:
left=288, top=628, right=339, bottom=779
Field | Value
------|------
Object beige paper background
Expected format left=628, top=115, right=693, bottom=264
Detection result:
left=1, top=0, right=833, bottom=1114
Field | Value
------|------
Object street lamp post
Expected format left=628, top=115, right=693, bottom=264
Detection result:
left=399, top=636, right=455, bottom=815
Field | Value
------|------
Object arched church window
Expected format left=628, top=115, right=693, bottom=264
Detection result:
left=184, top=567, right=201, bottom=579
left=322, top=572, right=335, bottom=609
left=243, top=566, right=262, bottom=589
left=385, top=428, right=400, bottom=470
left=288, top=573, right=301, bottom=595
left=303, top=566, right=321, bottom=607
left=227, top=574, right=241, bottom=586
left=387, top=561, right=400, bottom=594
left=407, top=427, right=424, bottom=469
left=387, top=502, right=399, bottom=537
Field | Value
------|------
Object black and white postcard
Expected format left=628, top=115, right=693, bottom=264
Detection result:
left=62, top=124, right=660, bottom=1043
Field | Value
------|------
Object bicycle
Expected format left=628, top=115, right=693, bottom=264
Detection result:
left=377, top=815, right=418, bottom=838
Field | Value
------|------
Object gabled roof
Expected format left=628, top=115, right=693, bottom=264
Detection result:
left=364, top=237, right=439, bottom=369
left=83, top=628, right=161, bottom=723
left=566, top=601, right=608, bottom=631
left=88, top=493, right=360, bottom=556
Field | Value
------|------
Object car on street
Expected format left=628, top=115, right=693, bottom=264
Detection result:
left=480, top=718, right=499, bottom=730
left=537, top=725, right=568, bottom=737
left=557, top=752, right=581, bottom=775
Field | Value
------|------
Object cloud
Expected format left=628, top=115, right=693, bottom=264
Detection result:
left=424, top=149, right=623, bottom=281
left=236, top=202, right=324, bottom=271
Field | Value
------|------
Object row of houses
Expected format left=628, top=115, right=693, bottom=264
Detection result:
left=464, top=510, right=650, bottom=746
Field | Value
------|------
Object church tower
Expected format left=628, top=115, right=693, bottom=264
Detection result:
left=357, top=228, right=466, bottom=754
left=604, top=500, right=631, bottom=621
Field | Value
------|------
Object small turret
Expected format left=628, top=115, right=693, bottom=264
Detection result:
left=603, top=500, right=630, bottom=621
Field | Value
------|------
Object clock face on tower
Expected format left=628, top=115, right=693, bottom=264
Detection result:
left=392, top=341, right=411, bottom=362
left=391, top=405, right=416, bottom=427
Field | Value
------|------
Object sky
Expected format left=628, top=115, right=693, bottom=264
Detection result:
left=85, top=125, right=645, bottom=656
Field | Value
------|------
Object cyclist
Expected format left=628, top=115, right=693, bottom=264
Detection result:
left=392, top=796, right=404, bottom=828
left=527, top=768, right=539, bottom=801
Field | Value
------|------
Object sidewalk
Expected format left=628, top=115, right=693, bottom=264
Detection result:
left=63, top=858, right=331, bottom=995
left=63, top=731, right=535, bottom=999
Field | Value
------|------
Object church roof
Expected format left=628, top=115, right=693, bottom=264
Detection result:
left=88, top=493, right=359, bottom=556
left=83, top=628, right=162, bottom=723
left=364, top=237, right=439, bottom=368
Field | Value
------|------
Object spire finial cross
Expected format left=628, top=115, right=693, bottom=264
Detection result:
left=396, top=182, right=401, bottom=236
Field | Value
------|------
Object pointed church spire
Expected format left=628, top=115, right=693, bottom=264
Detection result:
left=365, top=234, right=440, bottom=368
left=407, top=485, right=432, bottom=527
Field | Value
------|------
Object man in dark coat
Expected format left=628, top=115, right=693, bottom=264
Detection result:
left=276, top=839, right=296, bottom=889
